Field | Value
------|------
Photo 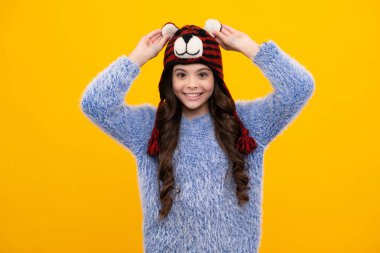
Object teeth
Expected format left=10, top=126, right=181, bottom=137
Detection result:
left=184, top=93, right=202, bottom=97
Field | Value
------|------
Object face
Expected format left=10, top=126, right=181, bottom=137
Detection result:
left=172, top=63, right=214, bottom=120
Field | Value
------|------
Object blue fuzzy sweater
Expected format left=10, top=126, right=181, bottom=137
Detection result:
left=80, top=40, right=315, bottom=253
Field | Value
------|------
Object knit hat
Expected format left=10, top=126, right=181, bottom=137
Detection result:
left=147, top=19, right=257, bottom=157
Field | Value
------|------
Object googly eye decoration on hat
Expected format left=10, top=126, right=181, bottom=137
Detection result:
left=161, top=19, right=222, bottom=59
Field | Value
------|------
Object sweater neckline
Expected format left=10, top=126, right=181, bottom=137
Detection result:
left=181, top=112, right=211, bottom=123
left=180, top=112, right=213, bottom=135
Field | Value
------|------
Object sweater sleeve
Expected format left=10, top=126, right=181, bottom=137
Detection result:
left=80, top=55, right=157, bottom=156
left=235, top=40, right=315, bottom=148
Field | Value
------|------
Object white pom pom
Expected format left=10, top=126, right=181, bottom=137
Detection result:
left=204, top=19, right=222, bottom=38
left=161, top=22, right=179, bottom=38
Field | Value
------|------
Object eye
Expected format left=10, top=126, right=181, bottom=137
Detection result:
left=176, top=73, right=185, bottom=78
left=199, top=72, right=208, bottom=78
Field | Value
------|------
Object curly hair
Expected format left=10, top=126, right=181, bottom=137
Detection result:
left=155, top=66, right=251, bottom=220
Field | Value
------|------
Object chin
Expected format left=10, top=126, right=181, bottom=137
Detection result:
left=182, top=102, right=210, bottom=115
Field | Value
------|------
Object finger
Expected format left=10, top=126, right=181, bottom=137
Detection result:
left=214, top=36, right=222, bottom=45
left=214, top=36, right=226, bottom=48
left=222, top=24, right=237, bottom=33
left=220, top=27, right=231, bottom=36
left=146, top=29, right=162, bottom=39
left=213, top=30, right=228, bottom=41
left=151, top=33, right=162, bottom=43
left=158, top=34, right=170, bottom=48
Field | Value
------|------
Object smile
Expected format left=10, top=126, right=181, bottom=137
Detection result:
left=183, top=93, right=203, bottom=97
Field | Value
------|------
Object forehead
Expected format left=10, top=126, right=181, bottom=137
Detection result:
left=173, top=63, right=211, bottom=71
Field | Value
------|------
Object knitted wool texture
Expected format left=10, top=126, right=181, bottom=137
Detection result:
left=80, top=40, right=315, bottom=252
left=147, top=23, right=257, bottom=157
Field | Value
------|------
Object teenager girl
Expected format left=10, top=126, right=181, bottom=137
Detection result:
left=80, top=19, right=315, bottom=253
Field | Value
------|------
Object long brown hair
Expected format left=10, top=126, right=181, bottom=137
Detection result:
left=155, top=66, right=251, bottom=220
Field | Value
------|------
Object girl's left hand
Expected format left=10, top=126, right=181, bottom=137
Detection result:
left=212, top=24, right=260, bottom=59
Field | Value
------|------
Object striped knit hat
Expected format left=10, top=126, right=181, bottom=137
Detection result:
left=147, top=19, right=257, bottom=157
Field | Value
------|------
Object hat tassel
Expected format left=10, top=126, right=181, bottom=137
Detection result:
left=147, top=126, right=160, bottom=156
left=235, top=127, right=257, bottom=155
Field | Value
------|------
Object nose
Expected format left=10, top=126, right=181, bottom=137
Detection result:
left=182, top=34, right=193, bottom=44
left=187, top=76, right=198, bottom=88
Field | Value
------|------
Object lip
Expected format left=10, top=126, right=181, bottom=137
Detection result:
left=183, top=92, right=204, bottom=101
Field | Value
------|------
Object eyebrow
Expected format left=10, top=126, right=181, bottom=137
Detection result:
left=174, top=67, right=211, bottom=72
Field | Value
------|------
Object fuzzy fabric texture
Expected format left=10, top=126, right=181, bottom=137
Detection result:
left=80, top=40, right=315, bottom=253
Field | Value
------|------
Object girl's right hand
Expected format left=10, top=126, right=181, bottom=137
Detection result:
left=128, top=29, right=172, bottom=67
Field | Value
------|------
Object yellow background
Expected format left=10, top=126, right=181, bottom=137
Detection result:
left=1, top=0, right=379, bottom=252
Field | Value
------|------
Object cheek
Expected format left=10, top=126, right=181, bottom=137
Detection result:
left=206, top=79, right=215, bottom=93
left=172, top=79, right=180, bottom=92
left=172, top=84, right=182, bottom=96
